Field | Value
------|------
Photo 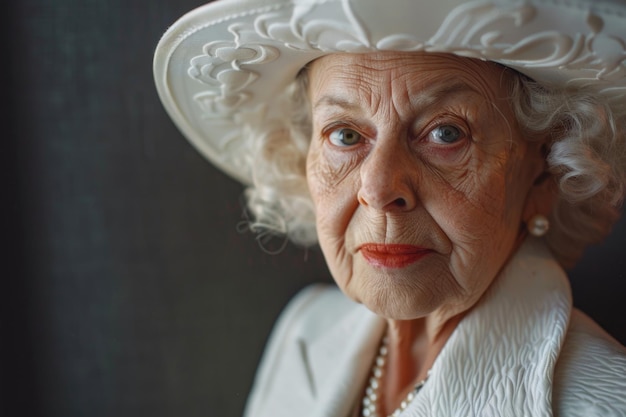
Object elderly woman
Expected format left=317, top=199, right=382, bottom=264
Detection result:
left=154, top=0, right=626, bottom=415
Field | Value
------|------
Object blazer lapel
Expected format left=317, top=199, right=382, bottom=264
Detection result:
left=300, top=303, right=386, bottom=417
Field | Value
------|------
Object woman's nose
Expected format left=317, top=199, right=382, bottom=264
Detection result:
left=357, top=141, right=418, bottom=211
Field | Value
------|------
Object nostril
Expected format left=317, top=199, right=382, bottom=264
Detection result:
left=394, top=198, right=407, bottom=207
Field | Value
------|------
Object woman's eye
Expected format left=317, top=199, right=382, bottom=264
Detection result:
left=328, top=128, right=362, bottom=147
left=429, top=125, right=462, bottom=144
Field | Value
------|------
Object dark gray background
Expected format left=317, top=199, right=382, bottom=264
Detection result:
left=2, top=1, right=625, bottom=416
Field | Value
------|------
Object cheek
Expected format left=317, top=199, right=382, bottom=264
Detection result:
left=306, top=145, right=336, bottom=214
left=432, top=164, right=509, bottom=236
left=307, top=142, right=361, bottom=214
left=307, top=146, right=361, bottom=276
left=430, top=160, right=521, bottom=281
left=440, top=150, right=535, bottom=282
left=456, top=148, right=526, bottom=224
left=307, top=147, right=355, bottom=238
left=307, top=141, right=361, bottom=190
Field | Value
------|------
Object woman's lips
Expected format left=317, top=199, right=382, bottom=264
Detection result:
left=359, top=244, right=432, bottom=268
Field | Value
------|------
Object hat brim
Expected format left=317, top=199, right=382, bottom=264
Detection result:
left=154, top=0, right=626, bottom=185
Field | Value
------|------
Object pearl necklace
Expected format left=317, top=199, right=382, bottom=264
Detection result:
left=361, top=336, right=430, bottom=417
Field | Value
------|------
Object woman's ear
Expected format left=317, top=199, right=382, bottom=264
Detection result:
left=522, top=143, right=557, bottom=223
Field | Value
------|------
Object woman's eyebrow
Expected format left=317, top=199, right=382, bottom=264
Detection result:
left=409, top=80, right=484, bottom=108
left=312, top=96, right=361, bottom=112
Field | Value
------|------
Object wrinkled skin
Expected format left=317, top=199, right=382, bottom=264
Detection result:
left=305, top=51, right=552, bottom=412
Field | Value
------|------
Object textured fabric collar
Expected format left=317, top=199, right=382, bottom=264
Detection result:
left=402, top=237, right=573, bottom=416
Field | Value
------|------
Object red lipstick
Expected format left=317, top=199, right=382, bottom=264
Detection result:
left=359, top=244, right=432, bottom=268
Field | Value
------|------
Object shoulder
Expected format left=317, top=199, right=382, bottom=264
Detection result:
left=553, top=309, right=626, bottom=417
left=262, top=283, right=355, bottom=341
left=250, top=283, right=351, bottom=368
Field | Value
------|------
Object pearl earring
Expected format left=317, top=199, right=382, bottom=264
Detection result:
left=528, top=214, right=550, bottom=237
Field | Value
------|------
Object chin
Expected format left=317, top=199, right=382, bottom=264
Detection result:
left=349, top=278, right=442, bottom=320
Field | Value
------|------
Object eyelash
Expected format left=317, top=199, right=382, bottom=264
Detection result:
left=425, top=123, right=469, bottom=145
left=321, top=122, right=366, bottom=146
left=327, top=127, right=363, bottom=147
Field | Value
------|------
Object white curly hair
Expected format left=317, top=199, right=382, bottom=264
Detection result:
left=241, top=64, right=626, bottom=268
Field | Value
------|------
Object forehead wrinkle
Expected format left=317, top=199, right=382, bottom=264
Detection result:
left=310, top=56, right=393, bottom=109
left=405, top=76, right=496, bottom=112
left=311, top=71, right=381, bottom=116
left=309, top=52, right=511, bottom=124
left=399, top=57, right=511, bottom=112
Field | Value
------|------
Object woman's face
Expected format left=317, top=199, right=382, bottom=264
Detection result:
left=306, top=52, right=548, bottom=320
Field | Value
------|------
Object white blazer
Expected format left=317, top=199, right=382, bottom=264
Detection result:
left=244, top=239, right=626, bottom=417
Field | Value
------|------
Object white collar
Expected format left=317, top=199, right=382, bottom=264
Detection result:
left=405, top=237, right=572, bottom=416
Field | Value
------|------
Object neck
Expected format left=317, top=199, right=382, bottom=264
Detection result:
left=379, top=313, right=462, bottom=416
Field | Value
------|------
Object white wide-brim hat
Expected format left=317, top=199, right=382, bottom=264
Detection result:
left=154, top=0, right=626, bottom=184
